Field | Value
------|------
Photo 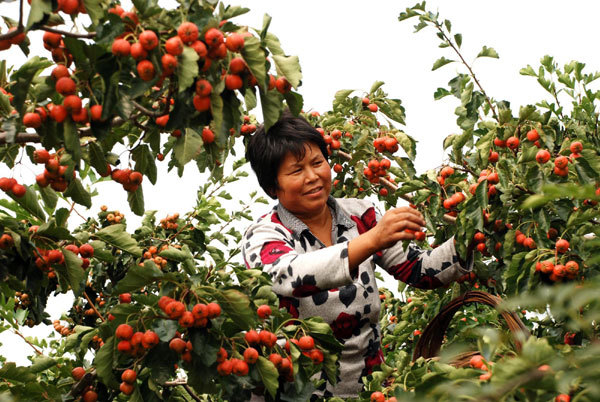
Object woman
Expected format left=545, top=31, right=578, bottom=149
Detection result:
left=242, top=112, right=472, bottom=399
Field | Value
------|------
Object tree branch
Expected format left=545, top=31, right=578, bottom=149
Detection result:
left=0, top=117, right=124, bottom=144
left=163, top=379, right=202, bottom=401
left=83, top=292, right=105, bottom=322
left=13, top=328, right=43, bottom=355
left=39, top=26, right=96, bottom=39
left=131, top=100, right=167, bottom=118
left=435, top=23, right=499, bottom=122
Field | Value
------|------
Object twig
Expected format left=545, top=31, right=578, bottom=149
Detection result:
left=434, top=23, right=499, bottom=122
left=0, top=0, right=24, bottom=41
left=39, top=26, right=96, bottom=39
left=131, top=100, right=167, bottom=118
left=83, top=292, right=106, bottom=322
left=182, top=384, right=202, bottom=402
left=13, top=329, right=43, bottom=355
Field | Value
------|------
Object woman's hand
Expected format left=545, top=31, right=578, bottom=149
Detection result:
left=348, top=207, right=426, bottom=273
left=367, top=207, right=426, bottom=250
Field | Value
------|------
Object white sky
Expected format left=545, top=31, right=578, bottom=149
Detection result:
left=2, top=1, right=600, bottom=365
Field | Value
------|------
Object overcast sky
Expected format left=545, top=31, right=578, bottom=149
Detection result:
left=2, top=1, right=600, bottom=365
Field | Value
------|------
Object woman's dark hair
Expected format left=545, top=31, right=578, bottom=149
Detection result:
left=246, top=110, right=328, bottom=199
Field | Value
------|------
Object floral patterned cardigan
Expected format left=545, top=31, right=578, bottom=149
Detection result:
left=241, top=196, right=471, bottom=398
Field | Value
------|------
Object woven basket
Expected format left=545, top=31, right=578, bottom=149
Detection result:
left=412, top=290, right=529, bottom=367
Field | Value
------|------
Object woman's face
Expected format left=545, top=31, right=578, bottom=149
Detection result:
left=275, top=142, right=331, bottom=218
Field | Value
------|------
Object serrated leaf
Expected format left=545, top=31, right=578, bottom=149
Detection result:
left=173, top=128, right=203, bottom=166
left=63, top=119, right=81, bottom=163
left=26, top=0, right=53, bottom=30
left=29, top=356, right=56, bottom=373
left=272, top=54, right=302, bottom=89
left=82, top=0, right=104, bottom=26
left=283, top=91, right=303, bottom=116
left=333, top=89, right=354, bottom=106
left=57, top=249, right=85, bottom=295
left=9, top=185, right=46, bottom=221
left=87, top=141, right=109, bottom=176
left=126, top=185, right=144, bottom=216
left=475, top=180, right=488, bottom=210
left=259, top=88, right=282, bottom=131
left=93, top=224, right=142, bottom=257
left=37, top=184, right=58, bottom=211
left=454, top=33, right=462, bottom=48
left=214, top=289, right=254, bottom=330
left=158, top=246, right=190, bottom=262
left=113, top=260, right=163, bottom=294
left=432, top=57, right=455, bottom=71
left=177, top=47, right=199, bottom=92
left=242, top=35, right=267, bottom=91
left=64, top=178, right=92, bottom=208
left=369, top=81, right=385, bottom=93
left=256, top=356, right=279, bottom=398
left=94, top=336, right=119, bottom=388
left=0, top=363, right=36, bottom=383
left=477, top=46, right=499, bottom=59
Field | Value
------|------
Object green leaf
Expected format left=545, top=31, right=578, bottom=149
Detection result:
left=93, top=224, right=143, bottom=257
left=87, top=142, right=109, bottom=176
left=259, top=88, right=282, bottom=132
left=519, top=65, right=537, bottom=77
left=244, top=89, right=257, bottom=111
left=283, top=91, right=303, bottom=116
left=256, top=356, right=279, bottom=398
left=477, top=46, right=499, bottom=59
left=113, top=260, right=163, bottom=294
left=10, top=185, right=46, bottom=221
left=177, top=47, right=199, bottom=92
left=432, top=57, right=455, bottom=71
left=60, top=249, right=85, bottom=295
left=369, top=81, right=385, bottom=93
left=82, top=0, right=104, bottom=26
left=173, top=128, right=203, bottom=166
left=475, top=180, right=488, bottom=210
left=158, top=246, right=190, bottom=262
left=127, top=185, right=144, bottom=216
left=9, top=56, right=53, bottom=116
left=272, top=54, right=302, bottom=89
left=333, top=89, right=354, bottom=107
left=434, top=87, right=451, bottom=100
left=242, top=35, right=267, bottom=91
left=26, top=0, right=52, bottom=30
left=0, top=363, right=36, bottom=383
left=29, top=356, right=56, bottom=373
left=63, top=119, right=82, bottom=163
left=454, top=33, right=462, bottom=48
left=214, top=289, right=254, bottom=330
left=152, top=319, right=178, bottom=342
left=38, top=184, right=58, bottom=211
left=64, top=178, right=92, bottom=208
left=94, top=336, right=119, bottom=388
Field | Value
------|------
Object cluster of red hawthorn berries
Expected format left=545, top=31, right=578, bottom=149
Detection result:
left=361, top=97, right=379, bottom=113
left=159, top=296, right=221, bottom=329
left=240, top=115, right=257, bottom=135
left=100, top=205, right=125, bottom=225
left=110, top=168, right=143, bottom=193
left=0, top=177, right=27, bottom=198
left=373, top=135, right=399, bottom=154
left=160, top=213, right=180, bottom=230
left=0, top=27, right=26, bottom=51
left=140, top=244, right=169, bottom=269
left=116, top=323, right=159, bottom=356
left=53, top=319, right=75, bottom=336
left=32, top=149, right=76, bottom=192
left=71, top=366, right=101, bottom=402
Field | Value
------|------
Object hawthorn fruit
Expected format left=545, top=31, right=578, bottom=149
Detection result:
left=204, top=28, right=224, bottom=48
left=243, top=347, right=259, bottom=364
left=71, top=366, right=85, bottom=381
left=121, top=369, right=137, bottom=384
left=526, top=128, right=539, bottom=141
left=111, top=39, right=131, bottom=57
left=202, top=127, right=215, bottom=144
left=165, top=36, right=184, bottom=55
left=536, top=149, right=551, bottom=164
left=141, top=330, right=159, bottom=349
left=23, top=112, right=42, bottom=128
left=257, top=304, right=272, bottom=319
left=119, top=382, right=134, bottom=395
left=177, top=22, right=199, bottom=44
left=506, top=136, right=519, bottom=150
left=137, top=60, right=155, bottom=81
left=225, top=33, right=245, bottom=52
left=116, top=324, right=134, bottom=340
left=556, top=239, right=569, bottom=253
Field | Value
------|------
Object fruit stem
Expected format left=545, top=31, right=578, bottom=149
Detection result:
left=39, top=26, right=96, bottom=39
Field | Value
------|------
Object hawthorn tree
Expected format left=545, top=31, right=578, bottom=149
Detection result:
left=0, top=0, right=599, bottom=401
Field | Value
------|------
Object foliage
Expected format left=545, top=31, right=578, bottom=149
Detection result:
left=0, top=0, right=599, bottom=401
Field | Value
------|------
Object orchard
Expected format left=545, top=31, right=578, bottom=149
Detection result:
left=0, top=0, right=599, bottom=401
